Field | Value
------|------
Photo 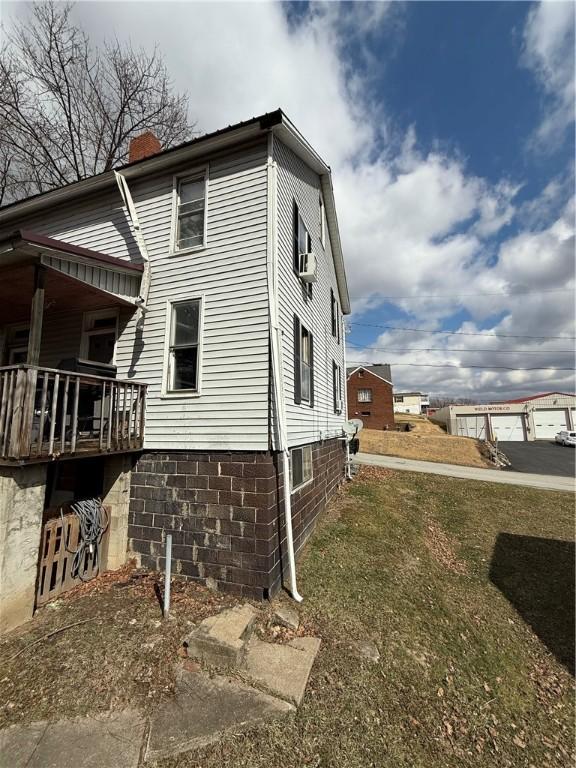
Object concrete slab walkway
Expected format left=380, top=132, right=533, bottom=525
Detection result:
left=0, top=709, right=145, bottom=768
left=0, top=604, right=320, bottom=767
left=355, top=452, right=575, bottom=493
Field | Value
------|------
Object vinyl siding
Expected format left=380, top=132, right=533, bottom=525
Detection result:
left=1, top=141, right=272, bottom=451
left=273, top=139, right=347, bottom=447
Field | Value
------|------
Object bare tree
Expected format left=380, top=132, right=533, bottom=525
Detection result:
left=0, top=1, right=193, bottom=204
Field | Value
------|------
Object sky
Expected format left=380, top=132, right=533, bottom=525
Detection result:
left=3, top=0, right=575, bottom=401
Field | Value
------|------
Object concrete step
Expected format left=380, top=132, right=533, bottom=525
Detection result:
left=243, top=636, right=321, bottom=706
left=185, top=604, right=258, bottom=668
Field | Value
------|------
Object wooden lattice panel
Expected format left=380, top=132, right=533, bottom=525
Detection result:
left=36, top=508, right=108, bottom=606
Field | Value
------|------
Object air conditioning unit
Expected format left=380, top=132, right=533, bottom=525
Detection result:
left=298, top=252, right=318, bottom=283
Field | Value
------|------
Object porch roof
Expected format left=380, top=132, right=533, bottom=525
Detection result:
left=1, top=230, right=143, bottom=272
left=0, top=230, right=143, bottom=323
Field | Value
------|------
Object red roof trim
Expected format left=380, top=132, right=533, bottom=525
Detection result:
left=502, top=392, right=575, bottom=403
left=14, top=230, right=144, bottom=272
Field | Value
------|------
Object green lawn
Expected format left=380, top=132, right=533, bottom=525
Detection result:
left=157, top=468, right=574, bottom=768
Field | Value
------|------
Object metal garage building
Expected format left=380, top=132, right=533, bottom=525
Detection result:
left=433, top=392, right=576, bottom=442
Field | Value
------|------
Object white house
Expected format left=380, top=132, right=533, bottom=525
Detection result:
left=393, top=391, right=429, bottom=415
left=0, top=110, right=350, bottom=631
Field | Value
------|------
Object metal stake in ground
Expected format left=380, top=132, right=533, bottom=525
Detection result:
left=164, top=533, right=172, bottom=619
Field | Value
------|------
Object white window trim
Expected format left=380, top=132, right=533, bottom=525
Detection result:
left=80, top=308, right=119, bottom=366
left=290, top=444, right=314, bottom=493
left=169, top=165, right=209, bottom=256
left=161, top=294, right=205, bottom=398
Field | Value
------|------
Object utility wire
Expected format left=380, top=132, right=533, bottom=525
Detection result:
left=347, top=341, right=574, bottom=355
left=372, top=288, right=574, bottom=300
left=347, top=360, right=576, bottom=371
left=346, top=341, right=576, bottom=356
left=348, top=321, right=576, bottom=340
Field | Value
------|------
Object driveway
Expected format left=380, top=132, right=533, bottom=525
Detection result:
left=499, top=441, right=575, bottom=478
left=354, top=452, right=575, bottom=493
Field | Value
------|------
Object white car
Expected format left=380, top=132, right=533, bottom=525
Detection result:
left=555, top=430, right=576, bottom=446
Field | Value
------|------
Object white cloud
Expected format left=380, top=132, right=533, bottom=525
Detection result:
left=521, top=0, right=575, bottom=147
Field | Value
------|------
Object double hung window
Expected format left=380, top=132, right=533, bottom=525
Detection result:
left=174, top=174, right=206, bottom=251
left=166, top=299, right=201, bottom=392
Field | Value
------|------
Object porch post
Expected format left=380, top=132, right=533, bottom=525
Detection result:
left=27, top=263, right=46, bottom=366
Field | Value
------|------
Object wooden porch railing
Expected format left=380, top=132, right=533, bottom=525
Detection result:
left=0, top=365, right=147, bottom=462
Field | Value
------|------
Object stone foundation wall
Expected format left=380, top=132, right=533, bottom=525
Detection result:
left=128, top=438, right=345, bottom=599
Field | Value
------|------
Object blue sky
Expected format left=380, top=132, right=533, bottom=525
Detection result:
left=5, top=0, right=575, bottom=400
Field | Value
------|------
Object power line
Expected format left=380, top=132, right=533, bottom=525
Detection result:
left=348, top=321, right=576, bottom=340
left=371, top=288, right=575, bottom=300
left=347, top=360, right=576, bottom=371
left=347, top=341, right=575, bottom=355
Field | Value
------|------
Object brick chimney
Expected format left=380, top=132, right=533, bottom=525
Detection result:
left=129, top=131, right=162, bottom=163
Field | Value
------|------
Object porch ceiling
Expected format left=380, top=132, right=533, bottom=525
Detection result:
left=0, top=263, right=136, bottom=325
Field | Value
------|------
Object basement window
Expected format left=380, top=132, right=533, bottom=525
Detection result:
left=290, top=444, right=313, bottom=492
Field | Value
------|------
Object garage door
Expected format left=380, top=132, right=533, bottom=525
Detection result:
left=533, top=409, right=568, bottom=440
left=490, top=414, right=525, bottom=441
left=571, top=409, right=576, bottom=430
left=456, top=415, right=487, bottom=439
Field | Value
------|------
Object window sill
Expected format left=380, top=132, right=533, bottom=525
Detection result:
left=291, top=476, right=314, bottom=495
left=169, top=244, right=207, bottom=257
left=160, top=390, right=201, bottom=399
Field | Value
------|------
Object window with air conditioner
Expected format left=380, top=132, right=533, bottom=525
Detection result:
left=358, top=388, right=372, bottom=403
left=290, top=444, right=313, bottom=491
left=292, top=200, right=313, bottom=296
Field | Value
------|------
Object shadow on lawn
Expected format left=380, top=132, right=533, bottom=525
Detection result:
left=490, top=533, right=575, bottom=676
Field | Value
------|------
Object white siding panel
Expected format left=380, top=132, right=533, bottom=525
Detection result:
left=3, top=141, right=272, bottom=451
left=273, top=139, right=347, bottom=447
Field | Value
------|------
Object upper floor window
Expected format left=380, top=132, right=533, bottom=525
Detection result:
left=81, top=309, right=118, bottom=366
left=293, top=315, right=314, bottom=406
left=319, top=195, right=326, bottom=248
left=173, top=172, right=207, bottom=252
left=165, top=298, right=202, bottom=392
left=358, top=388, right=372, bottom=403
left=293, top=200, right=312, bottom=298
left=330, top=289, right=337, bottom=337
left=394, top=395, right=404, bottom=403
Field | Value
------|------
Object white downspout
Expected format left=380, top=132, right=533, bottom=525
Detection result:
left=266, top=132, right=303, bottom=603
left=114, top=170, right=151, bottom=316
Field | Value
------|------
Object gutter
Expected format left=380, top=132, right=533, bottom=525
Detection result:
left=114, top=171, right=151, bottom=313
left=265, top=131, right=303, bottom=603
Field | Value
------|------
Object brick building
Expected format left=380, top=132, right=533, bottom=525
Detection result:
left=346, top=365, right=394, bottom=430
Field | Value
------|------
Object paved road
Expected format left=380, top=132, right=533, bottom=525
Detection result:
left=498, top=441, right=575, bottom=478
left=354, top=452, right=575, bottom=493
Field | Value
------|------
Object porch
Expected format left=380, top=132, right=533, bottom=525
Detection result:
left=0, top=364, right=146, bottom=462
left=0, top=230, right=148, bottom=464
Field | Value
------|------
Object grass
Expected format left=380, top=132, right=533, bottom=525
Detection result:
left=1, top=469, right=573, bottom=767
left=158, top=467, right=574, bottom=768
left=359, top=424, right=490, bottom=468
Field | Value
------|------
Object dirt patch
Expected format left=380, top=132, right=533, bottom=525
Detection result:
left=394, top=413, right=446, bottom=435
left=0, top=564, right=240, bottom=729
left=359, top=428, right=491, bottom=468
left=424, top=519, right=467, bottom=575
